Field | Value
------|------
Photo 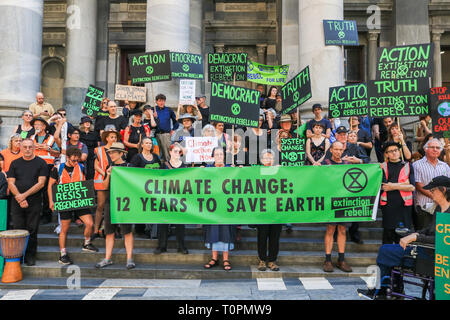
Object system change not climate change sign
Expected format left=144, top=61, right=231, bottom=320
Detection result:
left=431, top=86, right=450, bottom=138
left=208, top=53, right=248, bottom=82
left=328, top=83, right=367, bottom=118
left=323, top=20, right=359, bottom=46
left=281, top=66, right=312, bottom=114
left=128, top=50, right=172, bottom=84
left=280, top=138, right=305, bottom=167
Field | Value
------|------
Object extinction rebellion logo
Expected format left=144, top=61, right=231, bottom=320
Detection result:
left=343, top=168, right=367, bottom=193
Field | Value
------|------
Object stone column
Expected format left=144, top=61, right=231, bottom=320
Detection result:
left=63, top=0, right=98, bottom=125
left=367, top=30, right=380, bottom=81
left=432, top=29, right=444, bottom=88
left=146, top=0, right=190, bottom=108
left=107, top=44, right=121, bottom=100
left=298, top=0, right=344, bottom=113
left=96, top=0, right=110, bottom=91
left=256, top=44, right=267, bottom=64
left=0, top=0, right=44, bottom=147
left=281, top=0, right=299, bottom=80
left=190, top=0, right=203, bottom=96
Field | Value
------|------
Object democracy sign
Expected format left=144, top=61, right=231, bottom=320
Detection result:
left=281, top=66, right=312, bottom=114
left=430, top=86, right=450, bottom=139
left=328, top=83, right=368, bottom=119
left=208, top=53, right=248, bottom=82
left=280, top=138, right=305, bottom=166
left=247, top=61, right=289, bottom=86
left=170, top=52, right=204, bottom=79
left=128, top=50, right=172, bottom=84
left=376, top=43, right=434, bottom=80
left=323, top=20, right=359, bottom=46
left=435, top=212, right=450, bottom=300
left=367, top=78, right=430, bottom=118
left=185, top=137, right=218, bottom=163
left=115, top=84, right=147, bottom=102
left=209, top=82, right=260, bottom=128
left=51, top=180, right=96, bottom=213
left=82, top=84, right=104, bottom=117
left=110, top=164, right=382, bottom=224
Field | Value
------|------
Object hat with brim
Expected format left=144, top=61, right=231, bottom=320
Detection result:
left=106, top=142, right=127, bottom=154
left=423, top=176, right=450, bottom=190
left=278, top=114, right=292, bottom=123
left=30, top=117, right=50, bottom=131
left=101, top=129, right=122, bottom=145
left=178, top=113, right=196, bottom=123
left=80, top=116, right=93, bottom=125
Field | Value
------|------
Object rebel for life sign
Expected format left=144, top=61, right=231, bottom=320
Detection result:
left=208, top=53, right=248, bottom=82
left=280, top=138, right=305, bottom=166
left=170, top=52, right=204, bottom=79
left=247, top=61, right=289, bottom=86
left=367, top=78, right=430, bottom=117
left=431, top=86, right=450, bottom=138
left=52, top=180, right=96, bottom=212
left=82, top=85, right=104, bottom=117
left=323, top=20, right=359, bottom=46
left=435, top=212, right=450, bottom=300
left=377, top=44, right=433, bottom=80
left=115, top=85, right=147, bottom=102
left=128, top=50, right=172, bottom=84
left=281, top=66, right=312, bottom=114
left=328, top=83, right=367, bottom=119
left=110, top=164, right=382, bottom=224
left=185, top=137, right=218, bottom=163
left=209, top=82, right=260, bottom=128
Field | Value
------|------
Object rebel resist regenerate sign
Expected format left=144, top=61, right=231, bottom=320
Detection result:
left=323, top=20, right=359, bottom=46
left=367, top=78, right=430, bottom=117
left=209, top=82, right=260, bottom=128
left=281, top=66, right=312, bottom=114
left=170, top=52, right=204, bottom=79
left=280, top=138, right=305, bottom=166
left=328, top=83, right=367, bottom=119
left=128, top=50, right=172, bottom=84
left=376, top=43, right=434, bottom=80
left=208, top=53, right=248, bottom=82
left=431, top=86, right=450, bottom=138
left=51, top=180, right=96, bottom=212
left=82, top=85, right=104, bottom=117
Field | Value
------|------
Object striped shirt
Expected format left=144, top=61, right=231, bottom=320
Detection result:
left=412, top=157, right=450, bottom=208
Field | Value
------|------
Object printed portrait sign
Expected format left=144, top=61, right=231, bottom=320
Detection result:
left=431, top=86, right=450, bottom=139
left=128, top=50, right=172, bottom=84
left=323, top=20, right=359, bottom=46
left=281, top=66, right=312, bottom=114
left=82, top=85, right=104, bottom=117
left=208, top=53, right=248, bottom=82
left=170, top=52, right=204, bottom=79
left=328, top=83, right=368, bottom=119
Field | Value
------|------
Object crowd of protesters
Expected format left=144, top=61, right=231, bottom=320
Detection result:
left=0, top=89, right=449, bottom=283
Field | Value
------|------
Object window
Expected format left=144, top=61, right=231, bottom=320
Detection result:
left=344, top=46, right=364, bottom=84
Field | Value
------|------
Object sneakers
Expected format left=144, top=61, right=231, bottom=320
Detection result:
left=95, top=258, right=113, bottom=269
left=153, top=248, right=167, bottom=254
left=82, top=242, right=99, bottom=253
left=126, top=260, right=136, bottom=270
left=267, top=262, right=280, bottom=271
left=257, top=260, right=267, bottom=271
left=336, top=260, right=353, bottom=273
left=323, top=260, right=334, bottom=272
left=59, top=254, right=73, bottom=265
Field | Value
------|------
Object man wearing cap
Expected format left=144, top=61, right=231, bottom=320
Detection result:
left=154, top=94, right=179, bottom=162
left=306, top=104, right=332, bottom=139
left=79, top=116, right=100, bottom=180
left=29, top=92, right=55, bottom=121
left=325, top=125, right=370, bottom=164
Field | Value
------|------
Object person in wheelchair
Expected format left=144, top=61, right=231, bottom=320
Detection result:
left=357, top=175, right=450, bottom=300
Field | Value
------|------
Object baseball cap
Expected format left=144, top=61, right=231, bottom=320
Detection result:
left=335, top=126, right=348, bottom=134
left=423, top=176, right=450, bottom=190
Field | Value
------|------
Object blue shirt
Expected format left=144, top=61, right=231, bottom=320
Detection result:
left=155, top=106, right=179, bottom=133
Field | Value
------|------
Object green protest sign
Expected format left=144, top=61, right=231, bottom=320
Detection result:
left=0, top=200, right=6, bottom=277
left=247, top=61, right=289, bottom=86
left=323, top=20, right=359, bottom=46
left=280, top=138, right=305, bottom=166
left=110, top=164, right=382, bottom=224
left=51, top=180, right=96, bottom=212
left=328, top=83, right=367, bottom=119
left=281, top=66, right=312, bottom=114
left=436, top=212, right=450, bottom=300
left=82, top=85, right=104, bottom=117
left=128, top=50, right=172, bottom=84
left=208, top=53, right=248, bottom=82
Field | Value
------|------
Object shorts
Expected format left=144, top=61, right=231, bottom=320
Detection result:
left=103, top=197, right=132, bottom=235
left=59, top=208, right=91, bottom=221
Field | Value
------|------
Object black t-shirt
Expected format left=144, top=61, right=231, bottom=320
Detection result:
left=198, top=106, right=210, bottom=127
left=373, top=118, right=388, bottom=142
left=104, top=161, right=130, bottom=191
left=130, top=153, right=161, bottom=169
left=79, top=130, right=100, bottom=155
left=7, top=157, right=48, bottom=202
left=161, top=161, right=188, bottom=169
left=99, top=116, right=128, bottom=132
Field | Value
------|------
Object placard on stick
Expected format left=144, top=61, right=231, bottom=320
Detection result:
left=185, top=137, right=218, bottom=163
left=431, top=86, right=450, bottom=138
left=323, top=20, right=359, bottom=46
left=281, top=66, right=312, bottom=115
left=208, top=53, right=248, bottom=82
left=179, top=80, right=196, bottom=105
left=170, top=52, right=204, bottom=79
left=280, top=138, right=305, bottom=166
left=82, top=85, right=104, bottom=117
left=128, top=50, right=172, bottom=84
left=52, top=180, right=96, bottom=212
left=115, top=85, right=147, bottom=102
left=328, top=83, right=367, bottom=119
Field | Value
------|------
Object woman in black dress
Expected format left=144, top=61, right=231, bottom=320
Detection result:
left=124, top=109, right=148, bottom=162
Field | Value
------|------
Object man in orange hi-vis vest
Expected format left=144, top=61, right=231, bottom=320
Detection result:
left=48, top=147, right=98, bottom=265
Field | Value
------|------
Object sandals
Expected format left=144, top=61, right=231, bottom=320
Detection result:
left=223, top=260, right=232, bottom=271
left=204, top=259, right=218, bottom=269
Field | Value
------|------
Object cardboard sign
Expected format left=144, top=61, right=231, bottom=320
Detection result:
left=128, top=50, right=172, bottom=84
left=115, top=85, right=147, bottom=102
left=209, top=82, right=260, bottom=127
left=328, top=83, right=368, bottom=118
left=280, top=138, right=305, bottom=166
left=435, top=212, right=450, bottom=300
left=52, top=180, right=96, bottom=212
left=431, top=86, right=450, bottom=138
left=208, top=53, right=248, bottom=82
left=185, top=137, right=218, bottom=163
left=281, top=66, right=312, bottom=114
left=376, top=43, right=434, bottom=80
left=247, top=61, right=289, bottom=86
left=179, top=80, right=196, bottom=105
left=170, top=52, right=204, bottom=79
left=323, top=20, right=359, bottom=46
left=82, top=85, right=105, bottom=117
left=367, top=78, right=430, bottom=117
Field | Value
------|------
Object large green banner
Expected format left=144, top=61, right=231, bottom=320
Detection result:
left=111, top=165, right=382, bottom=224
left=436, top=212, right=450, bottom=300
left=247, top=61, right=289, bottom=86
left=0, top=200, right=6, bottom=276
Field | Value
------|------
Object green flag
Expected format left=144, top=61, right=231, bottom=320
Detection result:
left=247, top=61, right=289, bottom=86
left=436, top=211, right=450, bottom=300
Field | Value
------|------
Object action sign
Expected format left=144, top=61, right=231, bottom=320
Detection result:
left=170, top=52, right=204, bottom=79
left=377, top=43, right=433, bottom=80
left=281, top=66, right=312, bottom=114
left=247, top=61, right=289, bottom=86
left=323, top=20, right=359, bottom=46
left=179, top=80, right=196, bottom=105
left=185, top=137, right=218, bottom=163
left=367, top=78, right=430, bottom=117
left=209, top=82, right=260, bottom=128
left=128, top=50, right=172, bottom=84
left=115, top=84, right=147, bottom=102
left=430, top=86, right=450, bottom=138
left=435, top=212, right=450, bottom=300
left=328, top=83, right=368, bottom=119
left=51, top=180, right=96, bottom=212
left=208, top=53, right=248, bottom=82
left=280, top=138, right=305, bottom=166
left=82, top=85, right=104, bottom=117
left=110, top=164, right=382, bottom=224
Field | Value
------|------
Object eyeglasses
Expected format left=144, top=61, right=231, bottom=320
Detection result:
left=427, top=146, right=441, bottom=150
left=386, top=149, right=400, bottom=154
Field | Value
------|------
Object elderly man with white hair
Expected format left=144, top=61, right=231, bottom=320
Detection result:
left=412, top=138, right=450, bottom=230
left=29, top=92, right=55, bottom=121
